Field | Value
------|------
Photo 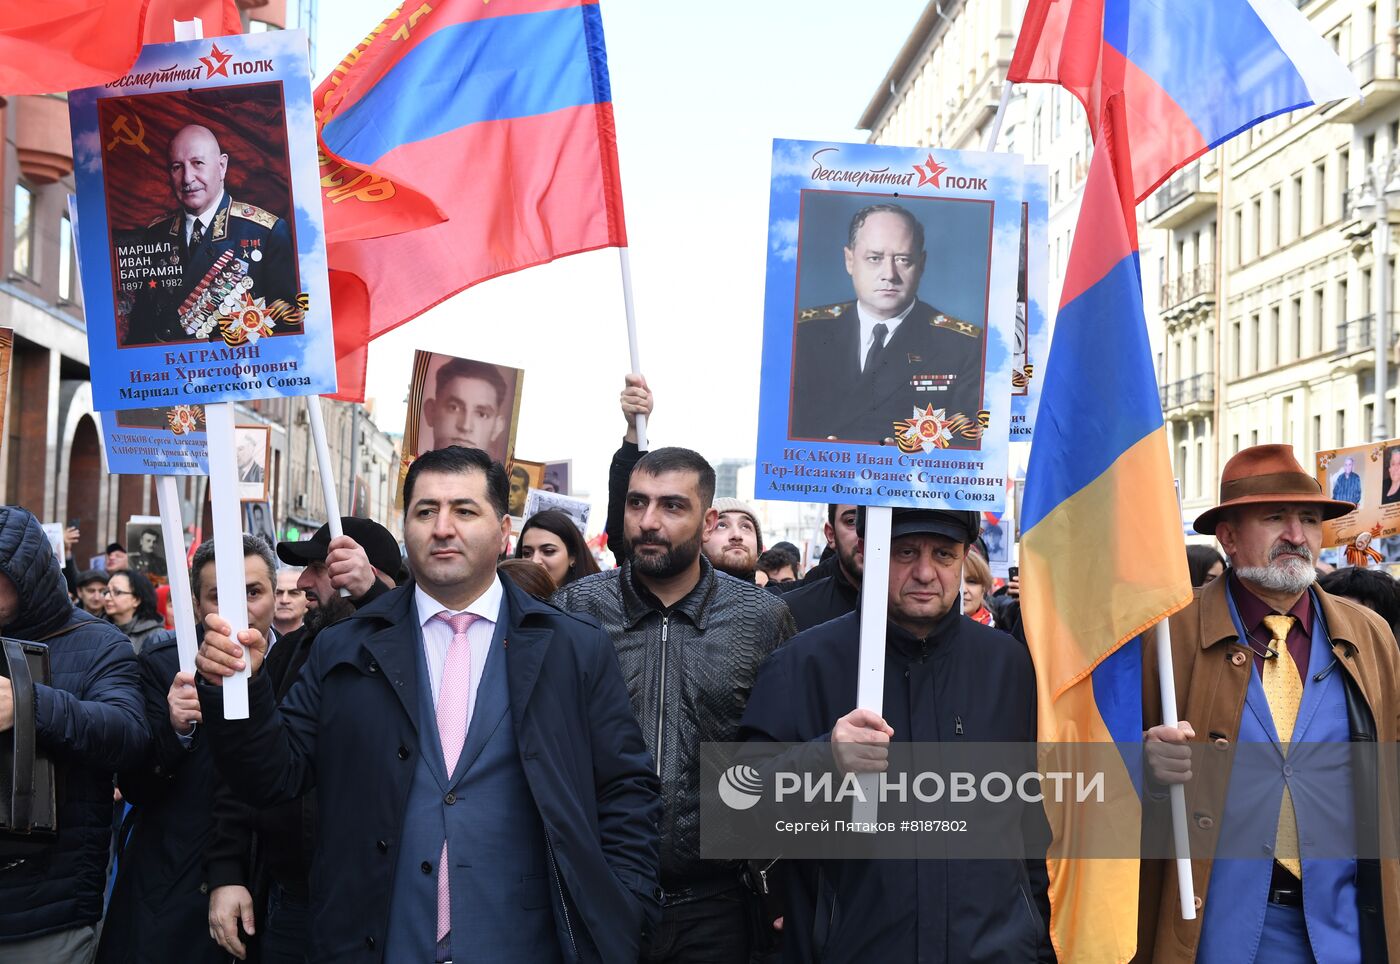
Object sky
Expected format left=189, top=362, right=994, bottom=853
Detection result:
left=308, top=0, right=926, bottom=516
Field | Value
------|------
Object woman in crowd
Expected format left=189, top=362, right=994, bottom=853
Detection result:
left=962, top=549, right=996, bottom=626
left=1186, top=544, right=1225, bottom=587
left=514, top=509, right=600, bottom=589
left=102, top=568, right=171, bottom=653
left=1318, top=565, right=1400, bottom=643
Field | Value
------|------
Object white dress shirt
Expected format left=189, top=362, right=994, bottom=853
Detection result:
left=856, top=298, right=917, bottom=371
left=184, top=190, right=225, bottom=245
left=415, top=576, right=503, bottom=718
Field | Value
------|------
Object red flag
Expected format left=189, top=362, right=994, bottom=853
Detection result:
left=144, top=0, right=242, bottom=42
left=315, top=0, right=629, bottom=402
left=0, top=2, right=154, bottom=95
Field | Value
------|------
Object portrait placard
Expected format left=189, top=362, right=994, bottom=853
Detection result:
left=68, top=31, right=335, bottom=410
left=542, top=460, right=572, bottom=495
left=234, top=424, right=271, bottom=502
left=1011, top=166, right=1050, bottom=439
left=125, top=517, right=168, bottom=584
left=0, top=327, right=12, bottom=440
left=243, top=501, right=276, bottom=551
left=523, top=488, right=591, bottom=535
left=402, top=350, right=525, bottom=466
left=507, top=460, right=545, bottom=520
left=1316, top=440, right=1400, bottom=550
left=99, top=406, right=210, bottom=475
left=754, top=140, right=1023, bottom=511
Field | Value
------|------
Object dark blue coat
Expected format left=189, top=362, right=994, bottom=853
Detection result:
left=198, top=578, right=662, bottom=963
left=0, top=506, right=149, bottom=941
left=739, top=606, right=1054, bottom=963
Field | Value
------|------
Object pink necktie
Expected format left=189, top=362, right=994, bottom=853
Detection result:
left=433, top=610, right=477, bottom=943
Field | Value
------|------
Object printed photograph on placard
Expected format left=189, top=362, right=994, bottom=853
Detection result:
left=0, top=327, right=11, bottom=439
left=68, top=31, right=336, bottom=410
left=235, top=424, right=271, bottom=502
left=1011, top=166, right=1050, bottom=439
left=244, top=501, right=276, bottom=551
left=508, top=460, right=545, bottom=520
left=755, top=140, right=1022, bottom=511
left=1315, top=440, right=1400, bottom=552
left=402, top=350, right=525, bottom=466
left=125, top=519, right=167, bottom=582
left=100, top=405, right=210, bottom=475
left=542, top=460, right=572, bottom=495
left=523, top=488, right=591, bottom=535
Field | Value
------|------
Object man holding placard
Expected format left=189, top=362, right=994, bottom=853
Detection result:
left=738, top=506, right=1052, bottom=962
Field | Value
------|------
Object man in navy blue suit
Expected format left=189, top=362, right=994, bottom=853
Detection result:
left=196, top=446, right=662, bottom=963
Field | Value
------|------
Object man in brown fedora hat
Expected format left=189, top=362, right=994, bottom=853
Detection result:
left=1134, top=444, right=1400, bottom=963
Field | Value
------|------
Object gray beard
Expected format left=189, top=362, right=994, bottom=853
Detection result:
left=1235, top=559, right=1315, bottom=595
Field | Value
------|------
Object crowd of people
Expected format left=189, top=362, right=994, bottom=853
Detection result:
left=0, top=381, right=1397, bottom=964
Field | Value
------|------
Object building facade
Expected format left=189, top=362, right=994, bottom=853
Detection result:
left=0, top=0, right=398, bottom=566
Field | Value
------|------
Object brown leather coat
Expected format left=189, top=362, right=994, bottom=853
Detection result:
left=1135, top=575, right=1400, bottom=963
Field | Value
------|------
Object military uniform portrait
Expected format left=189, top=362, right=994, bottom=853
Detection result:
left=96, top=82, right=304, bottom=348
left=788, top=194, right=992, bottom=449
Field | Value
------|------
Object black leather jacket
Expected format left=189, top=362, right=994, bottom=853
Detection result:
left=554, top=557, right=795, bottom=887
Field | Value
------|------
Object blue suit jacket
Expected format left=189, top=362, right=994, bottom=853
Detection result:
left=198, top=578, right=662, bottom=963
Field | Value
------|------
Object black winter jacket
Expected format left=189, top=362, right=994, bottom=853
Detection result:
left=554, top=557, right=796, bottom=887
left=0, top=506, right=149, bottom=942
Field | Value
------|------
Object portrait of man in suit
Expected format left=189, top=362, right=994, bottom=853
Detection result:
left=789, top=201, right=987, bottom=447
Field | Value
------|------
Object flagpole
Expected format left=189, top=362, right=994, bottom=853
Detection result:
left=852, top=504, right=891, bottom=825
left=1155, top=618, right=1198, bottom=920
left=984, top=80, right=1015, bottom=151
left=155, top=477, right=199, bottom=676
left=617, top=247, right=649, bottom=451
left=305, top=395, right=350, bottom=596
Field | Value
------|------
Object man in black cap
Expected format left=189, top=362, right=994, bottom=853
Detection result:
left=275, top=517, right=402, bottom=612
left=74, top=569, right=110, bottom=618
left=738, top=506, right=1052, bottom=963
left=106, top=542, right=129, bottom=572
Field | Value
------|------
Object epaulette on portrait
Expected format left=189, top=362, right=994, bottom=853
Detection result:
left=230, top=201, right=278, bottom=230
left=931, top=313, right=982, bottom=338
left=797, top=303, right=851, bottom=323
left=149, top=211, right=176, bottom=229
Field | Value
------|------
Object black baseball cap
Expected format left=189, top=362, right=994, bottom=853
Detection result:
left=105, top=542, right=126, bottom=554
left=277, top=517, right=403, bottom=583
left=76, top=569, right=110, bottom=587
left=856, top=506, right=980, bottom=544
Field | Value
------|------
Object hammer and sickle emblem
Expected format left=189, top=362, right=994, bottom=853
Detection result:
left=106, top=114, right=150, bottom=155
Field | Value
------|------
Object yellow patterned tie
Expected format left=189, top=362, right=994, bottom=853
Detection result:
left=1261, top=613, right=1303, bottom=878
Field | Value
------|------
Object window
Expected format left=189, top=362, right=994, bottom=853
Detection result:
left=1340, top=278, right=1350, bottom=329
left=1364, top=403, right=1375, bottom=439
left=1315, top=158, right=1328, bottom=228
left=1269, top=305, right=1281, bottom=368
left=1190, top=333, right=1199, bottom=376
left=1290, top=296, right=1303, bottom=361
left=1251, top=196, right=1262, bottom=260
left=1271, top=186, right=1282, bottom=250
left=1364, top=267, right=1373, bottom=316
left=58, top=213, right=76, bottom=303
left=1313, top=288, right=1326, bottom=354
left=1337, top=410, right=1347, bottom=447
left=1340, top=149, right=1350, bottom=218
left=1365, top=132, right=1377, bottom=169
left=1232, top=207, right=1244, bottom=266
left=12, top=184, right=34, bottom=278
left=1196, top=436, right=1206, bottom=497
left=1231, top=319, right=1242, bottom=377
left=1282, top=397, right=1294, bottom=444
left=1251, top=429, right=1260, bottom=447
left=1313, top=414, right=1322, bottom=454
left=1390, top=119, right=1399, bottom=154
left=1291, top=173, right=1304, bottom=239
left=1250, top=312, right=1261, bottom=373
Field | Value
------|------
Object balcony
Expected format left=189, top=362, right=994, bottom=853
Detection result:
left=1158, top=373, right=1215, bottom=416
left=15, top=95, right=73, bottom=184
left=1159, top=263, right=1216, bottom=313
left=1333, top=44, right=1400, bottom=122
left=1147, top=164, right=1218, bottom=229
left=1334, top=314, right=1400, bottom=371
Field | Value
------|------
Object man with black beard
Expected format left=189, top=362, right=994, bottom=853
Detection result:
left=554, top=447, right=795, bottom=963
left=781, top=503, right=863, bottom=632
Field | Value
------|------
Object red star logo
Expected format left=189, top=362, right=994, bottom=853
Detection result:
left=148, top=280, right=157, bottom=288
left=201, top=43, right=233, bottom=78
left=913, top=153, right=947, bottom=188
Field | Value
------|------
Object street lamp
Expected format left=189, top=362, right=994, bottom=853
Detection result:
left=1351, top=152, right=1400, bottom=442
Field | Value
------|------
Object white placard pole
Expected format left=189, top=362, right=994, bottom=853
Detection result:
left=1155, top=618, right=1197, bottom=920
left=617, top=248, right=648, bottom=451
left=170, top=16, right=254, bottom=714
left=852, top=505, right=891, bottom=825
left=155, top=477, right=199, bottom=676
left=204, top=403, right=250, bottom=718
left=305, top=396, right=348, bottom=595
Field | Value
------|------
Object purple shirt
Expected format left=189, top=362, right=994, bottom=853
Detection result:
left=1227, top=571, right=1312, bottom=681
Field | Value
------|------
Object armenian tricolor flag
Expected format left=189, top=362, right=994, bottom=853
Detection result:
left=314, top=0, right=628, bottom=401
left=1011, top=1, right=1357, bottom=960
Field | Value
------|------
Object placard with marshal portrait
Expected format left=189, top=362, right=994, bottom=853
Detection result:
left=68, top=31, right=336, bottom=410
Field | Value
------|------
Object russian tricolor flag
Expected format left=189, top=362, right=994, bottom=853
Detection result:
left=314, top=0, right=628, bottom=401
left=1012, top=2, right=1356, bottom=961
left=1012, top=0, right=1359, bottom=202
